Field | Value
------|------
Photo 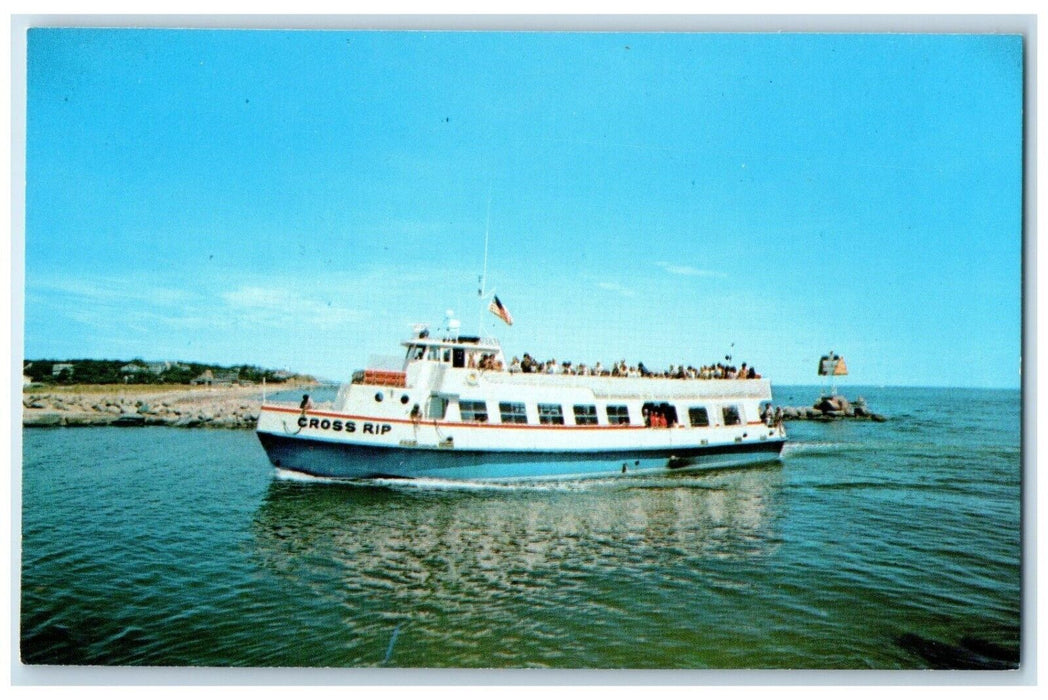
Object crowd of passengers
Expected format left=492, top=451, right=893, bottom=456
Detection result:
left=468, top=352, right=760, bottom=379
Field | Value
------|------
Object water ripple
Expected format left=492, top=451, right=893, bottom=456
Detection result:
left=19, top=388, right=1022, bottom=668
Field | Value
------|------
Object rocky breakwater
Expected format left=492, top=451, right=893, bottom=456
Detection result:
left=21, top=384, right=311, bottom=429
left=780, top=394, right=887, bottom=422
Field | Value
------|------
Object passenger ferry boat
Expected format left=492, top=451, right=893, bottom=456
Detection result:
left=256, top=313, right=787, bottom=481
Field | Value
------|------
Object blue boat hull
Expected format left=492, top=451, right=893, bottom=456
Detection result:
left=256, top=431, right=786, bottom=481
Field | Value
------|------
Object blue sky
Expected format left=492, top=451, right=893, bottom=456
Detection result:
left=22, top=29, right=1023, bottom=387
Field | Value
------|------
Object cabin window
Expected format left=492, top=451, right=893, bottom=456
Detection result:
left=499, top=402, right=528, bottom=424
left=573, top=404, right=598, bottom=425
left=606, top=405, right=630, bottom=425
left=453, top=348, right=465, bottom=368
left=688, top=407, right=710, bottom=427
left=459, top=400, right=488, bottom=423
left=538, top=404, right=564, bottom=425
left=427, top=346, right=442, bottom=361
left=722, top=405, right=742, bottom=426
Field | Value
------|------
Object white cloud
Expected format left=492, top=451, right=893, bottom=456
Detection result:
left=596, top=281, right=636, bottom=298
left=27, top=273, right=198, bottom=307
left=219, top=285, right=368, bottom=330
left=654, top=261, right=724, bottom=278
left=25, top=261, right=509, bottom=378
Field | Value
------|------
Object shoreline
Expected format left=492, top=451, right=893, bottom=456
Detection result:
left=23, top=382, right=887, bottom=429
left=22, top=381, right=318, bottom=429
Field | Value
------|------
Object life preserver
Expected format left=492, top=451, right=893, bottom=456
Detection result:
left=466, top=372, right=479, bottom=385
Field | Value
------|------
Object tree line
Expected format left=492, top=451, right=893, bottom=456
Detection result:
left=23, top=359, right=308, bottom=386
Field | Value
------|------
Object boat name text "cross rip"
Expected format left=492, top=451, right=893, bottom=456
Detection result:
left=297, top=416, right=393, bottom=435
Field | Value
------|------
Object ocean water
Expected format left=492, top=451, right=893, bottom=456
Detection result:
left=19, top=386, right=1022, bottom=670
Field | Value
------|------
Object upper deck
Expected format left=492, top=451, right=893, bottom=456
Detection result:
left=342, top=327, right=771, bottom=406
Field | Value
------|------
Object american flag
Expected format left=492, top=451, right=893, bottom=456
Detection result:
left=488, top=295, right=514, bottom=326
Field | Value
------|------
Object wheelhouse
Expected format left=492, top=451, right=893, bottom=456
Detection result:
left=401, top=330, right=506, bottom=370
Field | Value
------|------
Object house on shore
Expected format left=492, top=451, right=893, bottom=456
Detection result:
left=190, top=369, right=240, bottom=386
left=120, top=360, right=189, bottom=377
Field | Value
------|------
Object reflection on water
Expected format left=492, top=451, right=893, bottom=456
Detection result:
left=252, top=466, right=785, bottom=574
left=249, top=466, right=785, bottom=667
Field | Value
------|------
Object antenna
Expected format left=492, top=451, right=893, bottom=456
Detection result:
left=478, top=188, right=493, bottom=335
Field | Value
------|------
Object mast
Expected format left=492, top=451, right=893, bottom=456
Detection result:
left=477, top=189, right=493, bottom=336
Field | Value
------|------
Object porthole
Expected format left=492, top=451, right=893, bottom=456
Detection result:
left=400, top=394, right=410, bottom=404
left=374, top=392, right=384, bottom=402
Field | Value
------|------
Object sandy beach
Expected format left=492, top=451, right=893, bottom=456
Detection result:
left=22, top=382, right=318, bottom=429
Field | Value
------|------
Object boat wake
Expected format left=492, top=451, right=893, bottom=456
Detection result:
left=273, top=468, right=353, bottom=483
left=781, top=440, right=858, bottom=457
left=273, top=468, right=736, bottom=493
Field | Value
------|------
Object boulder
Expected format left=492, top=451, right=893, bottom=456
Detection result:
left=209, top=415, right=239, bottom=429
left=24, top=412, right=63, bottom=427
left=144, top=415, right=176, bottom=426
left=112, top=414, right=145, bottom=427
left=64, top=414, right=113, bottom=427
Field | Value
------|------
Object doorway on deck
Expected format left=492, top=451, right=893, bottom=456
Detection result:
left=642, top=402, right=679, bottom=428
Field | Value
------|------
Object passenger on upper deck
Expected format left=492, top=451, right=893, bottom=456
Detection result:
left=448, top=345, right=760, bottom=381
left=520, top=353, right=538, bottom=373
